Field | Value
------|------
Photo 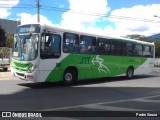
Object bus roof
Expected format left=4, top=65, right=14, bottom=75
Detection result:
left=18, top=23, right=155, bottom=46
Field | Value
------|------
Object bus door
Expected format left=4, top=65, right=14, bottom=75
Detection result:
left=38, top=33, right=62, bottom=82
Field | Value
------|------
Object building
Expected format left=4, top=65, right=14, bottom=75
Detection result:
left=0, top=18, right=21, bottom=35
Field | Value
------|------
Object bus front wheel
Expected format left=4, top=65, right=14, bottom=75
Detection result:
left=63, top=69, right=77, bottom=85
left=126, top=67, right=134, bottom=79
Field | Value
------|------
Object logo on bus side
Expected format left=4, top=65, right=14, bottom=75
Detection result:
left=92, top=55, right=110, bottom=74
left=79, top=57, right=91, bottom=64
left=79, top=55, right=110, bottom=74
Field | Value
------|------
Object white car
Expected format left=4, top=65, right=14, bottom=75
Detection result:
left=0, top=58, right=9, bottom=71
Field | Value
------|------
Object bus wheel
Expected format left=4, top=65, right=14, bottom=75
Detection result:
left=63, top=69, right=77, bottom=85
left=126, top=67, right=134, bottom=79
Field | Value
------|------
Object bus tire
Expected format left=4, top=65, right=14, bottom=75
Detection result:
left=126, top=67, right=134, bottom=79
left=63, top=69, right=77, bottom=85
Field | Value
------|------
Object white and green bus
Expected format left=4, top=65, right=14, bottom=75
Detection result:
left=11, top=23, right=155, bottom=84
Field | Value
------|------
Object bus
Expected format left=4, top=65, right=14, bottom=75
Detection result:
left=11, top=23, right=155, bottom=84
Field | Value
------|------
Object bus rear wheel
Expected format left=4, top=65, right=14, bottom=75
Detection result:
left=126, top=67, right=134, bottom=79
left=63, top=69, right=77, bottom=85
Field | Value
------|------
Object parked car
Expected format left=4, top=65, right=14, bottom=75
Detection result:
left=0, top=58, right=9, bottom=71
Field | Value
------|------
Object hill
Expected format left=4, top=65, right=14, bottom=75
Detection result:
left=148, top=33, right=160, bottom=40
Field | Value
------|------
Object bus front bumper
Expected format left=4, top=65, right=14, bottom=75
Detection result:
left=11, top=67, right=37, bottom=82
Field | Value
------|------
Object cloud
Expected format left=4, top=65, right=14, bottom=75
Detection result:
left=60, top=1, right=160, bottom=37
left=17, top=13, right=53, bottom=25
left=60, top=0, right=110, bottom=30
left=14, top=1, right=160, bottom=37
left=107, top=4, right=160, bottom=36
left=0, top=9, right=11, bottom=18
left=0, top=0, right=19, bottom=18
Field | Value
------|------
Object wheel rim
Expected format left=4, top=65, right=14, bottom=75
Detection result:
left=65, top=73, right=73, bottom=82
left=128, top=69, right=133, bottom=78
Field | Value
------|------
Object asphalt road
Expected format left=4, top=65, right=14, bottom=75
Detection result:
left=0, top=69, right=160, bottom=120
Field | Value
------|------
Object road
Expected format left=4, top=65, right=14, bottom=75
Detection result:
left=0, top=68, right=160, bottom=120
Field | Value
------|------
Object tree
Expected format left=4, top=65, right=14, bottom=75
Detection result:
left=155, top=40, right=160, bottom=57
left=0, top=25, right=6, bottom=47
left=123, top=34, right=152, bottom=42
left=0, top=47, right=10, bottom=59
left=6, top=34, right=14, bottom=48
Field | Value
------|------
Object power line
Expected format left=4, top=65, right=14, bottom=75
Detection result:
left=40, top=6, right=160, bottom=23
left=1, top=3, right=160, bottom=23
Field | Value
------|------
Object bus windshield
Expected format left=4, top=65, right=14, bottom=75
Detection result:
left=13, top=34, right=39, bottom=61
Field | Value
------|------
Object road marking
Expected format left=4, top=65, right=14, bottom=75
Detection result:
left=133, top=99, right=160, bottom=103
left=83, top=104, right=149, bottom=111
left=133, top=94, right=160, bottom=99
left=39, top=94, right=160, bottom=111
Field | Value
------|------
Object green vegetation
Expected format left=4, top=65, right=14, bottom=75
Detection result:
left=0, top=26, right=13, bottom=59
left=0, top=26, right=6, bottom=47
left=154, top=41, right=160, bottom=57
left=0, top=47, right=10, bottom=59
left=6, top=34, right=14, bottom=48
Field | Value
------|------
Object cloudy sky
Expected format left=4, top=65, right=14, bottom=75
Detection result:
left=1, top=0, right=160, bottom=37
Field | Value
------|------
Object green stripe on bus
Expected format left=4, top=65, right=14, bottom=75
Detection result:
left=45, top=54, right=146, bottom=82
left=12, top=60, right=33, bottom=72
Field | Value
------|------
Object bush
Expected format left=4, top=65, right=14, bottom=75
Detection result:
left=0, top=47, right=10, bottom=59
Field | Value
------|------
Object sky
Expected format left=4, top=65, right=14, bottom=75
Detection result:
left=1, top=0, right=160, bottom=37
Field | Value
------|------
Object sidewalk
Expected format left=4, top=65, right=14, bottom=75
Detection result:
left=0, top=67, right=18, bottom=80
left=154, top=67, right=160, bottom=72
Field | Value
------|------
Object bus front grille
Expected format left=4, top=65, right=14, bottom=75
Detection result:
left=16, top=72, right=25, bottom=77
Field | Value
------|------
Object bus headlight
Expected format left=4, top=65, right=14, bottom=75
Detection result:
left=28, top=65, right=37, bottom=73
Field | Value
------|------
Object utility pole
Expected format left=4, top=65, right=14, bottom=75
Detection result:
left=37, top=0, right=40, bottom=23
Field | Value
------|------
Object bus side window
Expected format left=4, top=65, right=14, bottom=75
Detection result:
left=97, top=38, right=111, bottom=55
left=80, top=35, right=96, bottom=54
left=51, top=35, right=61, bottom=54
left=134, top=44, right=142, bottom=57
left=111, top=40, right=119, bottom=55
left=97, top=38, right=106, bottom=54
left=40, top=33, right=61, bottom=59
left=143, top=45, right=151, bottom=57
left=63, top=33, right=79, bottom=53
left=125, top=43, right=134, bottom=56
left=118, top=41, right=124, bottom=56
left=150, top=46, right=154, bottom=58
